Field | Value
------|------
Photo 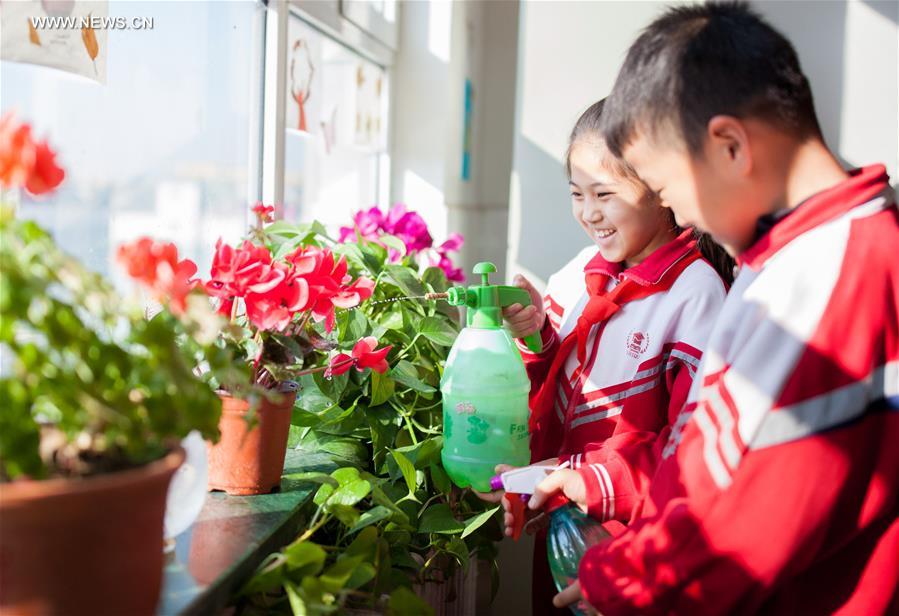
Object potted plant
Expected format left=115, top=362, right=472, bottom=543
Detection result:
left=229, top=207, right=503, bottom=614
left=0, top=114, right=233, bottom=616
left=120, top=203, right=384, bottom=496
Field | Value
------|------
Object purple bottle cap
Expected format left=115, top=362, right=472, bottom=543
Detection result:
left=489, top=475, right=504, bottom=491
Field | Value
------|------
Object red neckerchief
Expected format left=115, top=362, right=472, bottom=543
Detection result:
left=529, top=231, right=702, bottom=462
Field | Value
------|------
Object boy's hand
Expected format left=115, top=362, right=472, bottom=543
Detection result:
left=554, top=581, right=601, bottom=615
left=501, top=491, right=547, bottom=536
left=528, top=469, right=589, bottom=513
left=503, top=275, right=545, bottom=340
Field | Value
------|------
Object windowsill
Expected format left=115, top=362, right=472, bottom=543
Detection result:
left=159, top=448, right=337, bottom=615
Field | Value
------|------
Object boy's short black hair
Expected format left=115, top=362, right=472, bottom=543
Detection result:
left=601, top=1, right=822, bottom=156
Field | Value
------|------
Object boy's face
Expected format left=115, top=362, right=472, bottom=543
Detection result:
left=622, top=126, right=761, bottom=257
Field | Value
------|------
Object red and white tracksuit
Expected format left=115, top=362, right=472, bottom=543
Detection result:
left=577, top=165, right=899, bottom=615
left=520, top=230, right=727, bottom=490
left=518, top=231, right=727, bottom=613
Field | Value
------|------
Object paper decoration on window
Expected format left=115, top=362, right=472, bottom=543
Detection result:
left=289, top=38, right=314, bottom=133
left=354, top=62, right=385, bottom=150
left=1, top=0, right=109, bottom=84
left=285, top=15, right=386, bottom=152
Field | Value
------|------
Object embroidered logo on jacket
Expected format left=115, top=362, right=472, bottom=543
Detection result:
left=626, top=330, right=650, bottom=358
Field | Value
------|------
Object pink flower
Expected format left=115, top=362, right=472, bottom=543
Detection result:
left=438, top=232, right=464, bottom=253
left=338, top=206, right=385, bottom=243
left=433, top=254, right=465, bottom=282
left=252, top=201, right=275, bottom=223
left=430, top=231, right=464, bottom=282
left=385, top=204, right=432, bottom=253
left=325, top=337, right=392, bottom=377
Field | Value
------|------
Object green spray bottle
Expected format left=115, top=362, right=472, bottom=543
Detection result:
left=437, top=262, right=543, bottom=492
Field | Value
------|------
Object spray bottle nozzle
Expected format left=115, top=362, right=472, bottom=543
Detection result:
left=444, top=262, right=543, bottom=353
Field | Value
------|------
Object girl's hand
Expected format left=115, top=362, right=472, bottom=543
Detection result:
left=473, top=464, right=517, bottom=504
left=503, top=275, right=545, bottom=339
left=528, top=468, right=589, bottom=513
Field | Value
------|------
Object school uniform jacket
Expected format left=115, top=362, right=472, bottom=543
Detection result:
left=577, top=164, right=899, bottom=615
left=518, top=230, right=727, bottom=508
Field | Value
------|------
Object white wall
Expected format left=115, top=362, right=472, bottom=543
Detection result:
left=390, top=0, right=519, bottom=283
left=507, top=0, right=899, bottom=288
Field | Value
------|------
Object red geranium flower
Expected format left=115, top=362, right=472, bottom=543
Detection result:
left=0, top=112, right=65, bottom=196
left=251, top=201, right=275, bottom=223
left=117, top=237, right=199, bottom=314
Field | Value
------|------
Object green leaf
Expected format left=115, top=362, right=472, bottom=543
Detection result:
left=359, top=241, right=388, bottom=272
left=345, top=562, right=377, bottom=590
left=391, top=449, right=417, bottom=494
left=338, top=308, right=370, bottom=344
left=380, top=307, right=405, bottom=331
left=380, top=234, right=407, bottom=258
left=388, top=586, right=435, bottom=616
left=430, top=464, right=452, bottom=494
left=284, top=581, right=306, bottom=615
left=370, top=371, right=395, bottom=406
left=345, top=526, right=380, bottom=556
left=327, top=468, right=371, bottom=506
left=446, top=536, right=470, bottom=569
left=371, top=486, right=410, bottom=525
left=395, top=437, right=443, bottom=469
left=390, top=360, right=436, bottom=394
left=295, top=375, right=334, bottom=413
left=283, top=541, right=327, bottom=576
left=420, top=316, right=457, bottom=347
left=418, top=504, right=465, bottom=534
left=281, top=472, right=339, bottom=487
left=422, top=266, right=450, bottom=293
left=348, top=505, right=393, bottom=534
left=313, top=483, right=335, bottom=506
left=461, top=505, right=501, bottom=539
left=384, top=264, right=426, bottom=298
left=320, top=554, right=364, bottom=594
left=328, top=503, right=361, bottom=527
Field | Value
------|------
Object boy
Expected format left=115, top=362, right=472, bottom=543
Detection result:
left=531, top=2, right=899, bottom=614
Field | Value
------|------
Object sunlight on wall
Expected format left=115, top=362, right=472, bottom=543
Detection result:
left=403, top=168, right=447, bottom=240
left=840, top=0, right=898, bottom=176
left=428, top=0, right=452, bottom=63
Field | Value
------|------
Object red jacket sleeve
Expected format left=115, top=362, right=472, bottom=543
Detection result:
left=516, top=318, right=562, bottom=448
left=563, top=350, right=698, bottom=524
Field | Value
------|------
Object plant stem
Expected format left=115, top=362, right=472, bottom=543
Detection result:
left=392, top=333, right=421, bottom=363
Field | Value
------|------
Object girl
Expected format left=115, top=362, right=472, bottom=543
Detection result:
left=494, top=99, right=733, bottom=613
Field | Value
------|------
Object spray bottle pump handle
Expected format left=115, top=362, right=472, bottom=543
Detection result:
left=497, top=286, right=543, bottom=354
left=446, top=262, right=543, bottom=354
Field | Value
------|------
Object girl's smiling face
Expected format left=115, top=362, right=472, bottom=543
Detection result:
left=568, top=140, right=676, bottom=267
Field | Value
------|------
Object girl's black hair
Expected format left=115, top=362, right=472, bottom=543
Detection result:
left=567, top=99, right=736, bottom=286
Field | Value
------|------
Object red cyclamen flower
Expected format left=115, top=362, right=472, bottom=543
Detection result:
left=325, top=337, right=392, bottom=377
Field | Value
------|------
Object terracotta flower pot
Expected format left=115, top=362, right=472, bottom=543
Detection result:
left=206, top=389, right=296, bottom=495
left=0, top=448, right=185, bottom=616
